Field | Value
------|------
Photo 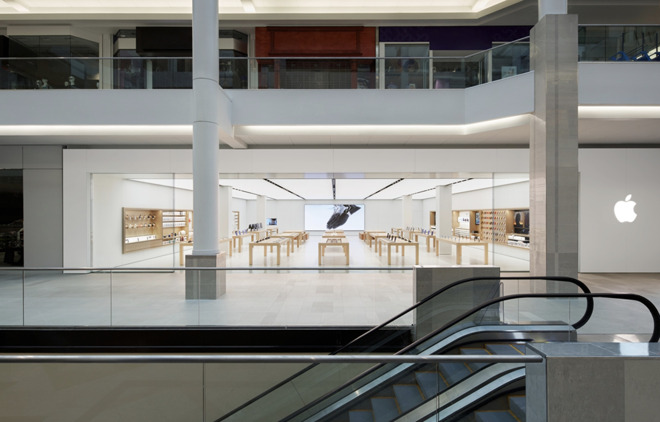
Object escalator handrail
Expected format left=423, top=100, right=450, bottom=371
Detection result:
left=214, top=276, right=590, bottom=422
left=282, top=292, right=659, bottom=422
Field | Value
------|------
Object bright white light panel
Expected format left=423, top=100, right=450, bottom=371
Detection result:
left=368, top=179, right=462, bottom=200
left=272, top=179, right=333, bottom=200
left=334, top=179, right=399, bottom=200
left=218, top=179, right=300, bottom=200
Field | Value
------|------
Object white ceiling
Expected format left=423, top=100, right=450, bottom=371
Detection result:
left=0, top=0, right=520, bottom=15
left=132, top=175, right=529, bottom=201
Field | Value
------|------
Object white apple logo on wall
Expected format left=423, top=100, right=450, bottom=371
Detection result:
left=614, top=194, right=637, bottom=223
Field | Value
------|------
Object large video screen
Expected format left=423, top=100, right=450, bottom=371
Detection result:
left=304, top=204, right=365, bottom=231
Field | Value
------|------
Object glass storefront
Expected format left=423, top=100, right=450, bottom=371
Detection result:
left=0, top=170, right=23, bottom=266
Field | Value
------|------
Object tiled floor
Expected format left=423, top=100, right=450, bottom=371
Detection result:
left=1, top=234, right=659, bottom=338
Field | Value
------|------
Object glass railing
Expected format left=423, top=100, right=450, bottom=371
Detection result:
left=215, top=276, right=591, bottom=422
left=579, top=25, right=660, bottom=61
left=0, top=266, right=419, bottom=327
left=0, top=38, right=530, bottom=91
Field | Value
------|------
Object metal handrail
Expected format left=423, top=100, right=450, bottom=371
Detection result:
left=0, top=266, right=414, bottom=271
left=0, top=353, right=541, bottom=364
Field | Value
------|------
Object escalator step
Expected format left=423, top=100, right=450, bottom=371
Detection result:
left=485, top=344, right=524, bottom=355
left=509, top=395, right=526, bottom=421
left=349, top=410, right=374, bottom=422
left=415, top=371, right=447, bottom=399
left=371, top=397, right=399, bottom=422
left=460, top=347, right=490, bottom=371
left=438, top=362, right=472, bottom=384
left=393, top=384, right=424, bottom=414
left=474, top=410, right=519, bottom=422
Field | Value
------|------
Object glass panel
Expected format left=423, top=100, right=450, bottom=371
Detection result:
left=0, top=170, right=23, bottom=267
left=492, top=173, right=530, bottom=272
left=579, top=26, right=660, bottom=61
left=383, top=44, right=430, bottom=89
left=23, top=270, right=111, bottom=326
left=0, top=269, right=23, bottom=325
left=110, top=269, right=200, bottom=326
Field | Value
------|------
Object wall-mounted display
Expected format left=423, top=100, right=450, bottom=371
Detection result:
left=304, top=204, right=365, bottom=231
left=122, top=207, right=192, bottom=253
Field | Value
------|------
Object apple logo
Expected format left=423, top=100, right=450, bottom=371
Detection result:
left=614, top=194, right=637, bottom=223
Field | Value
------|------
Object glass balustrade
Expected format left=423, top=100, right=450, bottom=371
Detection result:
left=2, top=27, right=659, bottom=91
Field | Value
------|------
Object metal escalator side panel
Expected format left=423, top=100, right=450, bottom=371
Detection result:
left=418, top=368, right=526, bottom=422
left=292, top=325, right=569, bottom=422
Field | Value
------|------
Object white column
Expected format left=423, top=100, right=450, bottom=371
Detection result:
left=256, top=195, right=266, bottom=228
left=538, top=0, right=567, bottom=19
left=218, top=186, right=232, bottom=239
left=402, top=195, right=413, bottom=228
left=435, top=186, right=452, bottom=255
left=192, top=0, right=219, bottom=256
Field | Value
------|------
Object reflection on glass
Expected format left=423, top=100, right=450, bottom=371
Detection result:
left=579, top=26, right=660, bottom=61
left=1, top=35, right=99, bottom=89
left=384, top=43, right=430, bottom=89
left=0, top=170, right=23, bottom=267
left=23, top=270, right=111, bottom=326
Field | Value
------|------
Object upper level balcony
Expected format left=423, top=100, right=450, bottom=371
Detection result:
left=0, top=26, right=659, bottom=148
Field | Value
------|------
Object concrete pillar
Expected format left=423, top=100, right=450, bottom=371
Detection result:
left=538, top=0, right=567, bottom=20
left=402, top=195, right=413, bottom=229
left=413, top=266, right=500, bottom=340
left=529, top=14, right=579, bottom=278
left=527, top=343, right=660, bottom=422
left=435, top=186, right=452, bottom=255
left=186, top=0, right=224, bottom=299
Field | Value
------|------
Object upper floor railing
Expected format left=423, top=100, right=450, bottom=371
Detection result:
left=1, top=25, right=658, bottom=91
left=0, top=37, right=530, bottom=91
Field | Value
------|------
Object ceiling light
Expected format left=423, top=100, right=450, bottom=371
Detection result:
left=241, top=0, right=256, bottom=13
left=2, top=0, right=29, bottom=13
left=579, top=106, right=660, bottom=119
left=0, top=125, right=192, bottom=136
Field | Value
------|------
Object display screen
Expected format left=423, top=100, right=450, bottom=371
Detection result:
left=304, top=204, right=365, bottom=231
left=513, top=210, right=530, bottom=234
left=267, top=218, right=277, bottom=226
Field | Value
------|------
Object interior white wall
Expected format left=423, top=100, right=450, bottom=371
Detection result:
left=92, top=176, right=193, bottom=267
left=579, top=149, right=660, bottom=272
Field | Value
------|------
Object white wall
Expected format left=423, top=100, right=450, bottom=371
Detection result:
left=92, top=176, right=193, bottom=267
left=579, top=149, right=660, bottom=272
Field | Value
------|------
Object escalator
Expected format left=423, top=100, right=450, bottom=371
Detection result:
left=215, top=277, right=660, bottom=422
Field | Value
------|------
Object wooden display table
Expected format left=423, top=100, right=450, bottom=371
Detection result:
left=377, top=238, right=419, bottom=265
left=249, top=238, right=290, bottom=266
left=270, top=233, right=299, bottom=249
left=318, top=239, right=349, bottom=265
left=266, top=227, right=279, bottom=235
left=391, top=228, right=403, bottom=237
left=179, top=238, right=232, bottom=266
left=364, top=231, right=388, bottom=248
left=414, top=232, right=436, bottom=252
left=232, top=233, right=252, bottom=252
left=322, top=232, right=346, bottom=240
left=436, top=236, right=489, bottom=265
left=282, top=231, right=306, bottom=247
